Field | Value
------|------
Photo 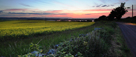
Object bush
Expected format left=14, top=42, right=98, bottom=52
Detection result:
left=51, top=28, right=113, bottom=57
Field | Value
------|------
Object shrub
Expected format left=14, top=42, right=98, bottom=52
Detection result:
left=51, top=28, right=113, bottom=57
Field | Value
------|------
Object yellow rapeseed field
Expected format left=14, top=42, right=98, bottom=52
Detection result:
left=0, top=20, right=95, bottom=39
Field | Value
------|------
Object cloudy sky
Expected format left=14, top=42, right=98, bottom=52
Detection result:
left=0, top=0, right=136, bottom=18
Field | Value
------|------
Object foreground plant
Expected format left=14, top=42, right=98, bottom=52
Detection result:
left=53, top=27, right=113, bottom=57
left=19, top=25, right=115, bottom=57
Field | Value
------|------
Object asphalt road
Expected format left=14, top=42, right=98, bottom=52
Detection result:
left=117, top=22, right=136, bottom=57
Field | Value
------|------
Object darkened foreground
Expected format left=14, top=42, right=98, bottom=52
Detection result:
left=0, top=21, right=131, bottom=57
left=17, top=21, right=131, bottom=57
left=117, top=22, right=136, bottom=57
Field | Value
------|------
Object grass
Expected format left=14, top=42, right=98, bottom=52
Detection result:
left=51, top=25, right=115, bottom=57
left=0, top=20, right=95, bottom=57
left=100, top=21, right=132, bottom=57
left=19, top=21, right=126, bottom=57
left=0, top=20, right=131, bottom=57
left=0, top=20, right=94, bottom=41
left=112, top=26, right=132, bottom=57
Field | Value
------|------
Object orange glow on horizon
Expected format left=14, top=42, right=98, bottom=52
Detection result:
left=1, top=9, right=136, bottom=18
left=47, top=9, right=111, bottom=14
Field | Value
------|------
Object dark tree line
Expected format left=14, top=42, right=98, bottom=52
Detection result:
left=98, top=2, right=128, bottom=20
left=108, top=2, right=128, bottom=20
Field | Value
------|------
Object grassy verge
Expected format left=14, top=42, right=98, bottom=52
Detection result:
left=108, top=25, right=132, bottom=57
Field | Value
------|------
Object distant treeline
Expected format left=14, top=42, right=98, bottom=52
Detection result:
left=0, top=17, right=95, bottom=22
left=95, top=15, right=136, bottom=23
left=119, top=16, right=136, bottom=23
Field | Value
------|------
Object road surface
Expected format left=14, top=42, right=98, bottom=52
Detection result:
left=117, top=22, right=136, bottom=57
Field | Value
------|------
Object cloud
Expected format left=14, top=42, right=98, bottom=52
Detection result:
left=101, top=5, right=111, bottom=7
left=45, top=10, right=63, bottom=13
left=7, top=12, right=68, bottom=15
left=51, top=13, right=67, bottom=15
left=96, top=5, right=102, bottom=7
left=102, top=5, right=107, bottom=7
left=3, top=9, right=28, bottom=11
left=8, top=12, right=51, bottom=15
left=111, top=5, right=114, bottom=6
left=85, top=13, right=91, bottom=15
left=2, top=8, right=134, bottom=18
left=1, top=9, right=41, bottom=13
left=94, top=4, right=114, bottom=7
left=20, top=3, right=32, bottom=7
left=0, top=11, right=3, bottom=13
left=84, top=9, right=111, bottom=11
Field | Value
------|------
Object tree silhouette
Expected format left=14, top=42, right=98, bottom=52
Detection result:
left=98, top=15, right=107, bottom=20
left=108, top=2, right=128, bottom=20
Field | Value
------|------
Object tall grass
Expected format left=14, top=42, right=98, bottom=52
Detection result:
left=110, top=26, right=132, bottom=57
left=51, top=27, right=114, bottom=57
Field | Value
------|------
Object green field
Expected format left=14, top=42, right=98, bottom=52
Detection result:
left=0, top=20, right=95, bottom=56
left=0, top=20, right=95, bottom=41
left=0, top=21, right=131, bottom=57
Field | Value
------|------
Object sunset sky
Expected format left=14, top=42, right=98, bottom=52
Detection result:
left=0, top=0, right=136, bottom=18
